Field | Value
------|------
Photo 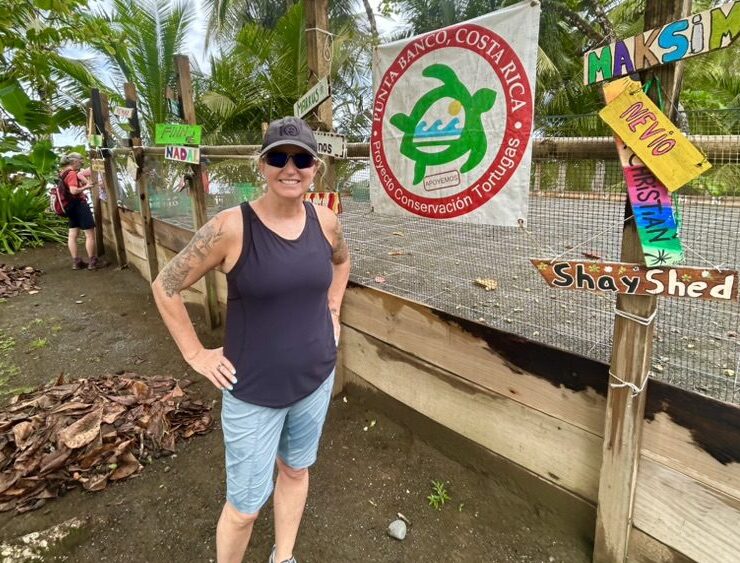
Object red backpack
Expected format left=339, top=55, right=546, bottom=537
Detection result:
left=50, top=170, right=73, bottom=216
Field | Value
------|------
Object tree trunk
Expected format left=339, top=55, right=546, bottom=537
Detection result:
left=362, top=0, right=379, bottom=41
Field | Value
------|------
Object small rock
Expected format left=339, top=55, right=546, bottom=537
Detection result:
left=75, top=300, right=83, bottom=304
left=164, top=466, right=171, bottom=473
left=723, top=369, right=735, bottom=378
left=388, top=519, right=407, bottom=540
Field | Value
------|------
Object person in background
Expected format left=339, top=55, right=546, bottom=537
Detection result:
left=151, top=117, right=350, bottom=563
left=59, top=152, right=105, bottom=270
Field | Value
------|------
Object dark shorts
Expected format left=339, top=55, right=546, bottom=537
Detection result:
left=67, top=198, right=95, bottom=230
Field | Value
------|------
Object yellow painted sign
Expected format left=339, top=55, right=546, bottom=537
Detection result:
left=599, top=85, right=711, bottom=191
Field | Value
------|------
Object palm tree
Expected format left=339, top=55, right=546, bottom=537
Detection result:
left=84, top=0, right=196, bottom=143
left=199, top=0, right=374, bottom=142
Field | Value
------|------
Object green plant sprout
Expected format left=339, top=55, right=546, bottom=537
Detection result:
left=30, top=337, right=48, bottom=350
left=427, top=480, right=451, bottom=510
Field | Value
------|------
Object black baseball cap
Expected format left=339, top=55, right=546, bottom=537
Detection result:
left=260, top=117, right=318, bottom=158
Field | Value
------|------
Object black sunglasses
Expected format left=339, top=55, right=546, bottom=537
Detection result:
left=264, top=151, right=315, bottom=169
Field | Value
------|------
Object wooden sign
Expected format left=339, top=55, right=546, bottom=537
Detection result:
left=531, top=259, right=738, bottom=302
left=294, top=77, right=330, bottom=118
left=155, top=123, right=202, bottom=145
left=113, top=106, right=134, bottom=119
left=584, top=1, right=739, bottom=85
left=91, top=158, right=105, bottom=172
left=87, top=134, right=103, bottom=147
left=164, top=145, right=200, bottom=165
left=304, top=191, right=341, bottom=214
left=314, top=131, right=346, bottom=158
left=599, top=85, right=711, bottom=191
left=603, top=77, right=683, bottom=267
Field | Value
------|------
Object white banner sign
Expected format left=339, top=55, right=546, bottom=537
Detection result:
left=314, top=131, right=347, bottom=158
left=370, top=1, right=540, bottom=225
left=294, top=77, right=330, bottom=118
left=113, top=106, right=134, bottom=119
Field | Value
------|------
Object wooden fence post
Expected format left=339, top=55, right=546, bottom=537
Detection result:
left=174, top=54, right=220, bottom=329
left=124, top=82, right=159, bottom=282
left=87, top=104, right=106, bottom=257
left=593, top=2, right=691, bottom=562
left=91, top=89, right=127, bottom=267
left=304, top=0, right=336, bottom=192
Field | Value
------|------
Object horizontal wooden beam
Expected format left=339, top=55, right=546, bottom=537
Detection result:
left=110, top=135, right=738, bottom=163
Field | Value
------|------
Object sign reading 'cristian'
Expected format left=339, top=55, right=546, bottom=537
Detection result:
left=370, top=2, right=540, bottom=225
left=583, top=1, right=739, bottom=85
left=601, top=77, right=684, bottom=267
left=531, top=259, right=738, bottom=302
left=599, top=85, right=711, bottom=191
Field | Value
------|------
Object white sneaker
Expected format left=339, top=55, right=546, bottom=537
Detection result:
left=268, top=545, right=297, bottom=563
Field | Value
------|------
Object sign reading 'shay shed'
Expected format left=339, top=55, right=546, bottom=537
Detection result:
left=531, top=260, right=738, bottom=302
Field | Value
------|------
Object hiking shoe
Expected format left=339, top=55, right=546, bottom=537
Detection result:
left=87, top=256, right=108, bottom=270
left=72, top=258, right=88, bottom=270
left=268, top=546, right=297, bottom=563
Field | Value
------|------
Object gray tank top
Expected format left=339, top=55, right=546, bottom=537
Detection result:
left=223, top=201, right=336, bottom=407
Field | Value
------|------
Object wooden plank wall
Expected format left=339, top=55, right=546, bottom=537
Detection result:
left=101, top=207, right=740, bottom=562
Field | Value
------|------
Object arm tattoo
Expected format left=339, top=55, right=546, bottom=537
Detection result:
left=332, top=219, right=349, bottom=265
left=160, top=221, right=224, bottom=297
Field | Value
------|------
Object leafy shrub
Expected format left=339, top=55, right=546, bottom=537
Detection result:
left=0, top=182, right=67, bottom=254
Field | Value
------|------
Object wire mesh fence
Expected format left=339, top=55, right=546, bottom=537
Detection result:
left=117, top=108, right=740, bottom=405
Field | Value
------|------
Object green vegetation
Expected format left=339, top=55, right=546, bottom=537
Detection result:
left=427, top=479, right=451, bottom=510
left=29, top=337, right=48, bottom=350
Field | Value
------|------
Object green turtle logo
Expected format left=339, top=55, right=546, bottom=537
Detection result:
left=390, top=64, right=496, bottom=185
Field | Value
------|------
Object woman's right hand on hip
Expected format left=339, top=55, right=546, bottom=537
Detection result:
left=185, top=347, right=237, bottom=390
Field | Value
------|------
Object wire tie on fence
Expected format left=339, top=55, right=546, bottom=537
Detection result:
left=549, top=215, right=633, bottom=264
left=614, top=307, right=657, bottom=326
left=609, top=370, right=650, bottom=397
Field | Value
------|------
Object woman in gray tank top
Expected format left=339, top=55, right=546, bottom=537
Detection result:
left=152, top=117, right=350, bottom=563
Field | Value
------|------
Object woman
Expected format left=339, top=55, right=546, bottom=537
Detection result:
left=59, top=152, right=104, bottom=270
left=152, top=117, right=350, bottom=563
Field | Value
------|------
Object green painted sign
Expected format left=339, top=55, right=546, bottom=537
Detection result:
left=155, top=123, right=202, bottom=145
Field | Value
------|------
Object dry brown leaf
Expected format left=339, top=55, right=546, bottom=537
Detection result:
left=110, top=451, right=141, bottom=480
left=12, top=421, right=35, bottom=449
left=474, top=278, right=498, bottom=291
left=131, top=381, right=150, bottom=401
left=57, top=407, right=103, bottom=450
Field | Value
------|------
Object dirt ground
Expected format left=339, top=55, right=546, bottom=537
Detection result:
left=0, top=244, right=592, bottom=562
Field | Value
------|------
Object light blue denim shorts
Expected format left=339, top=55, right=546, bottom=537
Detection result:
left=220, top=371, right=335, bottom=515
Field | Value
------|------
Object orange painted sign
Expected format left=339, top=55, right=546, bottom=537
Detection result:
left=531, top=259, right=738, bottom=302
left=599, top=85, right=711, bottom=191
left=304, top=191, right=341, bottom=214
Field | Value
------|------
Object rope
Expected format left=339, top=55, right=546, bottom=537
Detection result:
left=549, top=214, right=633, bottom=264
left=609, top=370, right=650, bottom=397
left=615, top=307, right=657, bottom=326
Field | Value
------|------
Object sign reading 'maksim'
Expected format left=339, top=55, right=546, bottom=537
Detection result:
left=370, top=2, right=540, bottom=226
left=583, top=1, right=739, bottom=85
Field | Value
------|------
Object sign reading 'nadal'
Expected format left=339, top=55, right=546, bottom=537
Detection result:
left=370, top=2, right=540, bottom=225
left=531, top=259, right=738, bottom=302
left=164, top=145, right=200, bottom=164
left=583, top=1, right=739, bottom=85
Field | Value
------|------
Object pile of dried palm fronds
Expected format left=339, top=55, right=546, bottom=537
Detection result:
left=0, top=373, right=213, bottom=513
left=0, top=264, right=41, bottom=299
